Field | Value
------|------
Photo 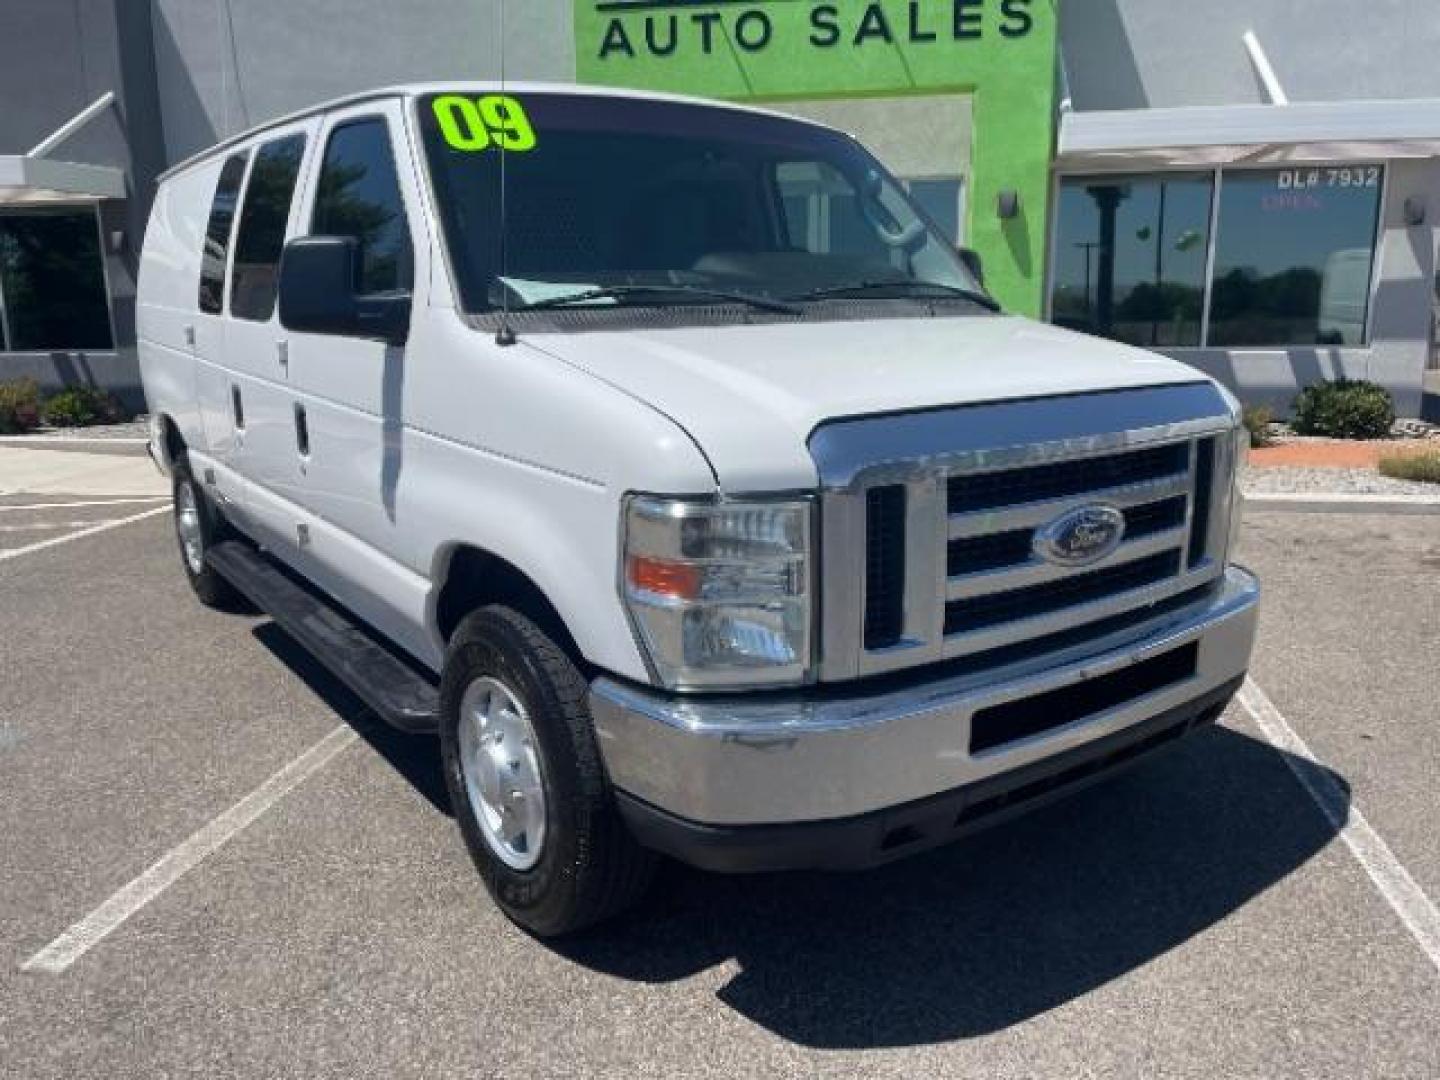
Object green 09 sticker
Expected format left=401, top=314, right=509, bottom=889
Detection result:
left=432, top=94, right=536, bottom=152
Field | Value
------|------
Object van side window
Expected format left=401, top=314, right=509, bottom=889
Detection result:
left=230, top=133, right=307, bottom=322
left=311, top=118, right=413, bottom=294
left=198, top=153, right=249, bottom=314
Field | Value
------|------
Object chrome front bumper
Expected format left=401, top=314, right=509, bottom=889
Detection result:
left=590, top=565, right=1259, bottom=833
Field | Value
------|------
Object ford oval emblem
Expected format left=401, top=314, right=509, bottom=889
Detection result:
left=1034, top=504, right=1127, bottom=567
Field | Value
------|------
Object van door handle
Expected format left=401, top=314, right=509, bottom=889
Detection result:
left=231, top=385, right=245, bottom=441
left=183, top=324, right=196, bottom=348
left=293, top=402, right=310, bottom=458
left=276, top=340, right=289, bottom=373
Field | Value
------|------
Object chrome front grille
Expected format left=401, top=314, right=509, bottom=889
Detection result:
left=946, top=441, right=1191, bottom=513
left=809, top=384, right=1239, bottom=683
left=939, top=439, right=1208, bottom=657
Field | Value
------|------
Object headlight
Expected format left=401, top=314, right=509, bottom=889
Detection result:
left=1226, top=423, right=1248, bottom=559
left=621, top=495, right=813, bottom=690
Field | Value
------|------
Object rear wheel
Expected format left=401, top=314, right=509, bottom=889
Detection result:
left=172, top=466, right=244, bottom=610
left=440, top=605, right=655, bottom=936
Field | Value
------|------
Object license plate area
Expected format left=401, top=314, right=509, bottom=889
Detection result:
left=969, top=642, right=1199, bottom=755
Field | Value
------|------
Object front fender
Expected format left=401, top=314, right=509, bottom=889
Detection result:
left=413, top=455, right=649, bottom=682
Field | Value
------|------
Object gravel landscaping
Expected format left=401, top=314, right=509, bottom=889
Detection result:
left=1241, top=465, right=1440, bottom=499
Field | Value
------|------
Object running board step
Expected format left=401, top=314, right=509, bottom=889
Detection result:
left=206, top=541, right=440, bottom=734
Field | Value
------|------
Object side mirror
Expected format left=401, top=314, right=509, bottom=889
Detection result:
left=957, top=246, right=985, bottom=287
left=278, top=236, right=410, bottom=346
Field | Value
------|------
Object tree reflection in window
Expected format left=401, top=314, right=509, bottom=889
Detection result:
left=311, top=119, right=413, bottom=295
left=198, top=153, right=247, bottom=315
left=1050, top=174, right=1213, bottom=348
left=1208, top=169, right=1382, bottom=347
left=231, top=133, right=306, bottom=322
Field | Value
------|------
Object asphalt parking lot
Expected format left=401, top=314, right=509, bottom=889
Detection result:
left=2, top=453, right=1438, bottom=1078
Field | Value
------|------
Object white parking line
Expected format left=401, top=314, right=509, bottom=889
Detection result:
left=0, top=435, right=148, bottom=445
left=0, top=506, right=169, bottom=562
left=21, top=725, right=359, bottom=975
left=0, top=520, right=126, bottom=532
left=1238, top=678, right=1440, bottom=976
left=0, top=497, right=169, bottom=512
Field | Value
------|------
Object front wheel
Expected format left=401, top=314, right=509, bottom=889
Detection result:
left=172, top=467, right=244, bottom=610
left=440, top=606, right=655, bottom=936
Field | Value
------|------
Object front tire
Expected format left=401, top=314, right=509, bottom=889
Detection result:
left=440, top=606, right=655, bottom=936
left=172, top=466, right=243, bottom=610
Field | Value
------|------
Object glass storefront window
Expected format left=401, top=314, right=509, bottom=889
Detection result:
left=1050, top=166, right=1385, bottom=350
left=1050, top=174, right=1213, bottom=347
left=0, top=210, right=112, bottom=351
left=1208, top=167, right=1383, bottom=346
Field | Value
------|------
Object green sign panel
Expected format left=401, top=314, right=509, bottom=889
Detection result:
left=575, top=0, right=1058, bottom=315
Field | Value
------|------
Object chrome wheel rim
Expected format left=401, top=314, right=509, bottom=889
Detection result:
left=457, top=676, right=547, bottom=871
left=176, top=481, right=205, bottom=575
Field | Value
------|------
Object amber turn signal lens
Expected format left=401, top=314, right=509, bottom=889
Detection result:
left=626, top=555, right=703, bottom=600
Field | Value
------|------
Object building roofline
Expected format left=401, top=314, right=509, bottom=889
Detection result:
left=1058, top=97, right=1440, bottom=167
left=0, top=155, right=126, bottom=203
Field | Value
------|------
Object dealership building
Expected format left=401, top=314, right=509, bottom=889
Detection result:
left=3, top=0, right=1440, bottom=418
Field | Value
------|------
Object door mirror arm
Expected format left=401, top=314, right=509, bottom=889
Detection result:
left=355, top=292, right=412, bottom=347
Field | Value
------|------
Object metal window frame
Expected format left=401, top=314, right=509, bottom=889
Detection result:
left=1198, top=169, right=1222, bottom=347
left=0, top=240, right=12, bottom=349
left=92, top=205, right=119, bottom=352
left=1046, top=161, right=1389, bottom=352
left=1365, top=167, right=1391, bottom=347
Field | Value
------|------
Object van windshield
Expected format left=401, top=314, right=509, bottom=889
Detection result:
left=415, top=92, right=989, bottom=319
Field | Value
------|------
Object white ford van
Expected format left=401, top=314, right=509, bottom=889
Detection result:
left=138, top=83, right=1259, bottom=935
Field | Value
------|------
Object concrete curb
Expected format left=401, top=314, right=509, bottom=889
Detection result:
left=0, top=436, right=148, bottom=458
left=1244, top=493, right=1440, bottom=515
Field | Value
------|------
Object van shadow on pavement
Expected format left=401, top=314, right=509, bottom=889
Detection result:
left=249, top=617, right=1344, bottom=1048
left=252, top=622, right=451, bottom=817
left=559, top=724, right=1345, bottom=1048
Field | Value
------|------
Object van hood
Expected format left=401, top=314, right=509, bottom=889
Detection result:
left=528, top=315, right=1210, bottom=492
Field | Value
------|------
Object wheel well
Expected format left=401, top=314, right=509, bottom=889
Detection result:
left=435, top=547, right=583, bottom=662
left=161, top=414, right=187, bottom=468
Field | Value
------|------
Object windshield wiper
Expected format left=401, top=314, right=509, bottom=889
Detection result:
left=512, top=283, right=800, bottom=315
left=790, top=280, right=1000, bottom=311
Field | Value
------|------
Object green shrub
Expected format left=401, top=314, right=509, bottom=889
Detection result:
left=1378, top=451, right=1440, bottom=484
left=1290, top=378, right=1395, bottom=440
left=39, top=385, right=124, bottom=428
left=0, top=378, right=42, bottom=434
left=1241, top=405, right=1274, bottom=448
